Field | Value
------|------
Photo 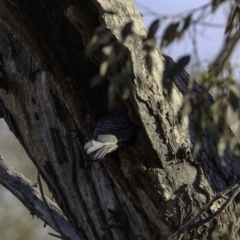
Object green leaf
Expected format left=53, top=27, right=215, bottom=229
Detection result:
left=229, top=86, right=240, bottom=111
left=109, top=71, right=130, bottom=102
left=143, top=38, right=156, bottom=52
left=145, top=53, right=153, bottom=73
left=85, top=35, right=99, bottom=55
left=217, top=136, right=226, bottom=166
left=229, top=137, right=240, bottom=155
left=102, top=46, right=113, bottom=56
left=229, top=85, right=240, bottom=98
left=211, top=0, right=218, bottom=12
left=146, top=19, right=160, bottom=39
left=180, top=95, right=192, bottom=116
left=160, top=22, right=180, bottom=48
left=192, top=139, right=202, bottom=159
left=100, top=61, right=109, bottom=76
left=211, top=99, right=221, bottom=124
left=162, top=77, right=173, bottom=97
left=164, top=55, right=191, bottom=79
left=182, top=14, right=192, bottom=32
left=177, top=55, right=191, bottom=68
left=121, top=22, right=133, bottom=41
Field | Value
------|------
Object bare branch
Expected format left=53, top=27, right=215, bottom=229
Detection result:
left=188, top=183, right=240, bottom=230
left=169, top=180, right=240, bottom=240
left=0, top=155, right=80, bottom=240
left=37, top=173, right=70, bottom=240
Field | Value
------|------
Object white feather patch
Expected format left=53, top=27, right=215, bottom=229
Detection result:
left=84, top=135, right=118, bottom=159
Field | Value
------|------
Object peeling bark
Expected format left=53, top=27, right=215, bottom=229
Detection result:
left=0, top=0, right=240, bottom=239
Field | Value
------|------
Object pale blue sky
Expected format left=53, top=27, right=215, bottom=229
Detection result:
left=136, top=0, right=240, bottom=77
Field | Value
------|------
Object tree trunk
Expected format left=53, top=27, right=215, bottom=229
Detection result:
left=0, top=0, right=240, bottom=239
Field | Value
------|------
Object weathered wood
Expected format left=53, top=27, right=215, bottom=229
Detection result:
left=0, top=155, right=80, bottom=239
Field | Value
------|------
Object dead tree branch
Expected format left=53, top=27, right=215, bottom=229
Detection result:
left=0, top=155, right=80, bottom=240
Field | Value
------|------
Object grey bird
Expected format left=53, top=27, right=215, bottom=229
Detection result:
left=84, top=105, right=136, bottom=160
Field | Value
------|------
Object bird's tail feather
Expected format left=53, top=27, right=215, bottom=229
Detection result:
left=84, top=135, right=118, bottom=160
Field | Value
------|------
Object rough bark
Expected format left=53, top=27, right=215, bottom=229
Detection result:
left=0, top=0, right=240, bottom=239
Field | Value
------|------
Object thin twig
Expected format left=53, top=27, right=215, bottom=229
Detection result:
left=197, top=21, right=227, bottom=28
left=211, top=27, right=240, bottom=72
left=136, top=0, right=228, bottom=20
left=37, top=172, right=68, bottom=240
left=188, top=183, right=240, bottom=231
left=168, top=180, right=240, bottom=240
left=49, top=233, right=63, bottom=239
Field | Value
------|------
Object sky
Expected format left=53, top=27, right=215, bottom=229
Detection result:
left=136, top=0, right=240, bottom=77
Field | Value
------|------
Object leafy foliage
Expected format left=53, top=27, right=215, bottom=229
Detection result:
left=86, top=24, right=134, bottom=104
left=142, top=0, right=240, bottom=162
